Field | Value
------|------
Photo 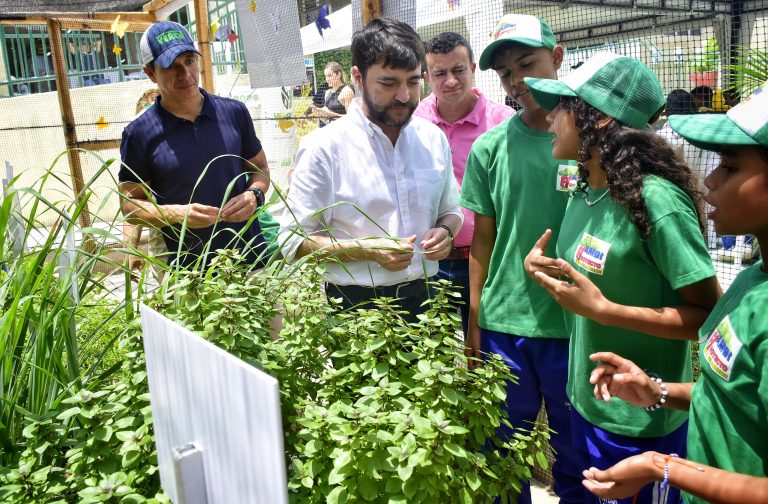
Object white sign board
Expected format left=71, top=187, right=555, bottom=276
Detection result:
left=235, top=0, right=307, bottom=88
left=141, top=305, right=287, bottom=504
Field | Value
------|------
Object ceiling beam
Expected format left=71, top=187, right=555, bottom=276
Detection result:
left=143, top=0, right=190, bottom=20
left=0, top=11, right=155, bottom=26
left=508, top=0, right=731, bottom=16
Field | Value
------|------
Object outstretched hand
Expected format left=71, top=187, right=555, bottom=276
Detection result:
left=524, top=229, right=562, bottom=280
left=583, top=452, right=663, bottom=499
left=533, top=258, right=611, bottom=320
left=589, top=352, right=657, bottom=407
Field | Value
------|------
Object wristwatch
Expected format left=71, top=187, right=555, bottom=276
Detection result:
left=246, top=187, right=265, bottom=208
left=438, top=224, right=454, bottom=243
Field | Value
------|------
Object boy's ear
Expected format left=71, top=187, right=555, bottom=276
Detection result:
left=551, top=45, right=565, bottom=71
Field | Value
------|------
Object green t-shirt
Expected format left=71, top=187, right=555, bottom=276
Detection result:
left=258, top=209, right=280, bottom=259
left=460, top=114, right=575, bottom=338
left=557, top=175, right=716, bottom=437
left=684, top=262, right=768, bottom=503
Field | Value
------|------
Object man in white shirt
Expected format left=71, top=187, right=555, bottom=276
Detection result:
left=281, top=17, right=463, bottom=321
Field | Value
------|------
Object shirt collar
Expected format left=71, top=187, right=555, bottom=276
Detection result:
left=427, top=88, right=486, bottom=127
left=153, top=87, right=213, bottom=129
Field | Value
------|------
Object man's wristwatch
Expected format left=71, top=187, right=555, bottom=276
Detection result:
left=246, top=187, right=265, bottom=207
left=438, top=224, right=454, bottom=243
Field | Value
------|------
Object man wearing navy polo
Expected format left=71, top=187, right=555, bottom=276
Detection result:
left=119, top=21, right=270, bottom=269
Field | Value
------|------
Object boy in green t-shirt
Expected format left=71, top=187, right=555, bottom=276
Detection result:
left=460, top=14, right=586, bottom=504
left=579, top=82, right=768, bottom=504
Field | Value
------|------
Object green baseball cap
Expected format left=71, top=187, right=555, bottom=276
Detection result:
left=478, top=14, right=556, bottom=71
left=669, top=83, right=768, bottom=151
left=525, top=52, right=666, bottom=128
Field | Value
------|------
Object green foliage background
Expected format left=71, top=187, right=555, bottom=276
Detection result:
left=313, top=47, right=353, bottom=88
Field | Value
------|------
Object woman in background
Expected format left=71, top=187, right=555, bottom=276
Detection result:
left=308, top=61, right=354, bottom=123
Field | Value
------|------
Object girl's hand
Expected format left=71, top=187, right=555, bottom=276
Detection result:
left=524, top=230, right=562, bottom=280
left=582, top=452, right=663, bottom=499
left=588, top=352, right=658, bottom=406
left=533, top=258, right=612, bottom=320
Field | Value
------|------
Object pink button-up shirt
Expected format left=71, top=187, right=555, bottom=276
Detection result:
left=414, top=89, right=514, bottom=248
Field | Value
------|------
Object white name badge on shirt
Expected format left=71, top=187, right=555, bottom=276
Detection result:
left=574, top=232, right=611, bottom=275
left=556, top=164, right=579, bottom=192
left=704, top=315, right=743, bottom=381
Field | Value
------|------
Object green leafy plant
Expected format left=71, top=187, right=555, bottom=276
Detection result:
left=0, top=154, right=136, bottom=465
left=2, top=154, right=549, bottom=502
left=690, top=37, right=720, bottom=73
left=725, top=47, right=768, bottom=97
left=149, top=251, right=550, bottom=503
left=0, top=324, right=166, bottom=503
left=0, top=152, right=166, bottom=501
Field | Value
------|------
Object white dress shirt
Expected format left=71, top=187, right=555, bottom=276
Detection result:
left=280, top=100, right=463, bottom=287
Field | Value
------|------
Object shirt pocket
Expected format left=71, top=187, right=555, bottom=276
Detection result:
left=414, top=167, right=444, bottom=214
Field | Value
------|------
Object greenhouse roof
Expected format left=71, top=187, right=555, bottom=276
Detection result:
left=0, top=0, right=147, bottom=17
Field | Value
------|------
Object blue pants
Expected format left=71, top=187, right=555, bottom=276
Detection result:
left=436, top=258, right=470, bottom=335
left=571, top=411, right=687, bottom=504
left=482, top=330, right=587, bottom=504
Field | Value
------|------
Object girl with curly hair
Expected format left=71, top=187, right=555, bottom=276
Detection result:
left=523, top=53, right=720, bottom=504
left=584, top=82, right=768, bottom=504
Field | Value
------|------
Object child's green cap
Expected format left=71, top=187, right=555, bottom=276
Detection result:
left=524, top=52, right=666, bottom=128
left=479, top=14, right=556, bottom=71
left=669, top=83, right=768, bottom=151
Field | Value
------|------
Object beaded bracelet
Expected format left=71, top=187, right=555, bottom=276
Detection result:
left=644, top=374, right=668, bottom=412
left=660, top=453, right=679, bottom=490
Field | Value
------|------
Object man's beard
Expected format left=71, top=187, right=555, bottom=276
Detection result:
left=362, top=92, right=417, bottom=128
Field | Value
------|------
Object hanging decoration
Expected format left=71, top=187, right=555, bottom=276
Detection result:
left=270, top=11, right=282, bottom=32
left=110, top=15, right=129, bottom=38
left=315, top=4, right=330, bottom=37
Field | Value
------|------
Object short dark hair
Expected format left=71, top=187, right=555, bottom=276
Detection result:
left=351, top=17, right=425, bottom=77
left=425, top=32, right=473, bottom=64
left=690, top=85, right=713, bottom=98
left=665, top=89, right=697, bottom=116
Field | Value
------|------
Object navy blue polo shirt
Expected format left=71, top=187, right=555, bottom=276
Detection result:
left=119, top=88, right=266, bottom=268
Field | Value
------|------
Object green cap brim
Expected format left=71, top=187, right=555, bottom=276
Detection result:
left=479, top=38, right=549, bottom=71
left=668, top=114, right=759, bottom=152
left=524, top=77, right=577, bottom=111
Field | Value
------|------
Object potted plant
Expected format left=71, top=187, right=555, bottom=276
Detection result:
left=690, top=37, right=719, bottom=88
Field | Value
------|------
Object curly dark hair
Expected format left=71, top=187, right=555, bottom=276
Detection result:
left=559, top=96, right=704, bottom=237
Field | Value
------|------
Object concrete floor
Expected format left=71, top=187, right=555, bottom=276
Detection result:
left=531, top=479, right=560, bottom=503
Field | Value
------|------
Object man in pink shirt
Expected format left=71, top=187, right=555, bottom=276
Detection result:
left=414, top=31, right=514, bottom=335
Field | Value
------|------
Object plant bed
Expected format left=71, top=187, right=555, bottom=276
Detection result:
left=1, top=156, right=549, bottom=501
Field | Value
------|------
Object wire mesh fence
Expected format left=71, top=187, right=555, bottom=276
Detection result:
left=1, top=0, right=764, bottom=281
